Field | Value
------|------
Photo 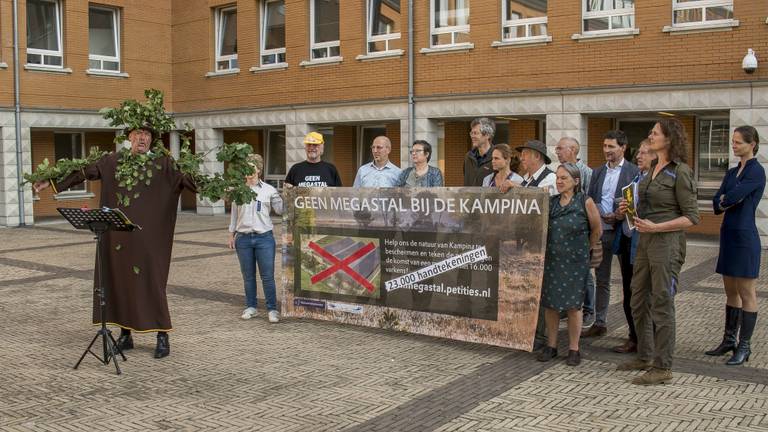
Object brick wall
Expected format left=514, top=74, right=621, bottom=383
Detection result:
left=31, top=131, right=112, bottom=217
left=509, top=119, right=539, bottom=148
left=332, top=125, right=357, bottom=187
left=223, top=130, right=264, bottom=155
left=443, top=121, right=470, bottom=187
left=587, top=118, right=614, bottom=168
left=386, top=122, right=401, bottom=168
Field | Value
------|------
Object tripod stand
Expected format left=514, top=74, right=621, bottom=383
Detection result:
left=58, top=207, right=140, bottom=375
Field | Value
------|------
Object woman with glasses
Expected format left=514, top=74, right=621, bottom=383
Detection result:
left=482, top=144, right=524, bottom=187
left=397, top=140, right=444, bottom=187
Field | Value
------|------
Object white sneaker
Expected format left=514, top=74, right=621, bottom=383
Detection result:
left=241, top=307, right=258, bottom=320
left=268, top=310, right=280, bottom=323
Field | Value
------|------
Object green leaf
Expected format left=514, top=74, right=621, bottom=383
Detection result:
left=115, top=244, right=122, bottom=251
left=133, top=192, right=139, bottom=199
left=132, top=266, right=140, bottom=275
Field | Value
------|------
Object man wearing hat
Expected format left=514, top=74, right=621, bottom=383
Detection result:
left=285, top=132, right=342, bottom=188
left=34, top=124, right=196, bottom=359
left=500, top=140, right=556, bottom=196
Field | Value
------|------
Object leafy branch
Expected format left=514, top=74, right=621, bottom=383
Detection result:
left=23, top=147, right=107, bottom=185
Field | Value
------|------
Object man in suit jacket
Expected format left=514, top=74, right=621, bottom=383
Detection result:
left=582, top=130, right=640, bottom=338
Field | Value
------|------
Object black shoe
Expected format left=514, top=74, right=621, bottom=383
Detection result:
left=705, top=305, right=741, bottom=356
left=727, top=311, right=757, bottom=366
left=536, top=346, right=557, bottom=362
left=533, top=340, right=547, bottom=352
left=566, top=350, right=581, bottom=366
left=154, top=332, right=170, bottom=359
left=116, top=329, right=134, bottom=351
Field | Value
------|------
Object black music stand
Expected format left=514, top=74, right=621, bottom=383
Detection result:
left=58, top=207, right=141, bottom=375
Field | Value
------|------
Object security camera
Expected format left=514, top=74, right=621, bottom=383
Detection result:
left=742, top=48, right=758, bottom=74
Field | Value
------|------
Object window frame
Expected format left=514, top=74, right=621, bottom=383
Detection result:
left=695, top=116, right=731, bottom=200
left=87, top=5, right=121, bottom=73
left=53, top=132, right=88, bottom=195
left=500, top=0, right=549, bottom=42
left=264, top=128, right=286, bottom=189
left=309, top=0, right=341, bottom=60
left=366, top=0, right=402, bottom=55
left=214, top=5, right=238, bottom=72
left=429, top=0, right=471, bottom=48
left=582, top=0, right=635, bottom=35
left=671, top=0, right=733, bottom=28
left=26, top=0, right=64, bottom=68
left=260, top=0, right=287, bottom=67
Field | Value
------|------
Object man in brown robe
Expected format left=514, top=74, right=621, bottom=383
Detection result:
left=34, top=126, right=195, bottom=358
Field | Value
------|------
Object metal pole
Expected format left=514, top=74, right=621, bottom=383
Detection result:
left=407, top=0, right=415, bottom=146
left=12, top=0, right=25, bottom=226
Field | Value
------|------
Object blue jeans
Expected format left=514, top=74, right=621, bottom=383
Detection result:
left=583, top=272, right=596, bottom=316
left=235, top=231, right=277, bottom=311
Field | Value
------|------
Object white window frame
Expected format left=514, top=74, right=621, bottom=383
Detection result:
left=26, top=0, right=63, bottom=68
left=366, top=0, right=401, bottom=55
left=53, top=132, right=90, bottom=196
left=695, top=116, right=730, bottom=197
left=310, top=0, right=341, bottom=60
left=214, top=5, right=238, bottom=72
left=500, top=1, right=548, bottom=42
left=429, top=0, right=470, bottom=48
left=88, top=5, right=120, bottom=73
left=260, top=0, right=286, bottom=67
left=264, top=128, right=286, bottom=189
left=582, top=0, right=635, bottom=34
left=671, top=0, right=733, bottom=28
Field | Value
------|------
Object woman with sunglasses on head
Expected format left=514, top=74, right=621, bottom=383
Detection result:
left=705, top=125, right=765, bottom=366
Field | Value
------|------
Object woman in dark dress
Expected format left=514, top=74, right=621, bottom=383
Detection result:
left=706, top=125, right=765, bottom=365
left=537, top=163, right=602, bottom=366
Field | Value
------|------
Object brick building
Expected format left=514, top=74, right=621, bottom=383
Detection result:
left=1, top=0, right=767, bottom=240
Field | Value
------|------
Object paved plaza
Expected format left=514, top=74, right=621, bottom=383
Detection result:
left=1, top=214, right=766, bottom=431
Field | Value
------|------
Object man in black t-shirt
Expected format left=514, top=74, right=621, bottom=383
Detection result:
left=285, top=132, right=342, bottom=187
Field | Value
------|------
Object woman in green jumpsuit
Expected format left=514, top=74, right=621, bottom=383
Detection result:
left=616, top=118, right=700, bottom=385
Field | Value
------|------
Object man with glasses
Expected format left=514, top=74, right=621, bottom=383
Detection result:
left=464, top=117, right=495, bottom=186
left=353, top=136, right=402, bottom=187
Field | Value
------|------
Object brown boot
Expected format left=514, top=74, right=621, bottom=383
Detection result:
left=581, top=325, right=607, bottom=338
left=616, top=358, right=652, bottom=371
left=631, top=367, right=672, bottom=385
left=612, top=339, right=637, bottom=354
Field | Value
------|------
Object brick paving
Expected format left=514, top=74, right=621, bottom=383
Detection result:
left=0, top=214, right=766, bottom=431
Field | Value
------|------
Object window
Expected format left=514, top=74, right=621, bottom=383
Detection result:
left=697, top=118, right=730, bottom=200
left=431, top=0, right=470, bottom=47
left=502, top=0, right=548, bottom=41
left=88, top=6, right=120, bottom=72
left=54, top=133, right=85, bottom=192
left=26, top=0, right=63, bottom=67
left=261, top=0, right=286, bottom=66
left=367, top=0, right=401, bottom=54
left=310, top=0, right=340, bottom=60
left=583, top=0, right=635, bottom=33
left=673, top=0, right=733, bottom=27
left=264, top=129, right=286, bottom=189
left=214, top=6, right=238, bottom=71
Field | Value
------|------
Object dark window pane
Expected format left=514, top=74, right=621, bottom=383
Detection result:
left=267, top=130, right=286, bottom=176
left=314, top=0, right=340, bottom=43
left=89, top=8, right=117, bottom=57
left=218, top=8, right=237, bottom=56
left=27, top=0, right=60, bottom=51
left=264, top=1, right=285, bottom=50
left=506, top=0, right=546, bottom=20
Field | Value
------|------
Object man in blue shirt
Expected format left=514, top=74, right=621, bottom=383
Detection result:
left=353, top=136, right=402, bottom=187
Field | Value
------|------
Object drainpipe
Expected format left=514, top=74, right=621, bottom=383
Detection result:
left=12, top=0, right=25, bottom=226
left=407, top=0, right=414, bottom=146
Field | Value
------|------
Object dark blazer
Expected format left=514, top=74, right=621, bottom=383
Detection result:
left=588, top=160, right=640, bottom=231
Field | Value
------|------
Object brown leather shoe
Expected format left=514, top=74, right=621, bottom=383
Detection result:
left=631, top=367, right=672, bottom=385
left=616, top=359, right=652, bottom=371
left=581, top=325, right=607, bottom=338
left=612, top=339, right=637, bottom=354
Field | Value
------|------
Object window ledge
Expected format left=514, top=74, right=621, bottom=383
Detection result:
left=420, top=43, right=474, bottom=55
left=55, top=192, right=95, bottom=201
left=0, top=62, right=7, bottom=69
left=492, top=37, right=552, bottom=48
left=663, top=20, right=739, bottom=34
left=205, top=68, right=240, bottom=77
left=86, top=69, right=129, bottom=78
left=299, top=57, right=343, bottom=67
left=249, top=63, right=289, bottom=73
left=24, top=64, right=73, bottom=74
left=356, top=50, right=405, bottom=61
left=572, top=29, right=639, bottom=42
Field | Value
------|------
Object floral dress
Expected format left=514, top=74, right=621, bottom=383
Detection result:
left=541, top=192, right=591, bottom=312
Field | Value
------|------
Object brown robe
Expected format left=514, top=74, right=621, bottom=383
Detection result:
left=57, top=152, right=196, bottom=332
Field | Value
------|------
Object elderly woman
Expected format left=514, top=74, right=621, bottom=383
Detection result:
left=227, top=154, right=284, bottom=323
left=705, top=126, right=765, bottom=366
left=537, top=163, right=602, bottom=366
left=482, top=144, right=524, bottom=187
left=617, top=118, right=700, bottom=385
left=397, top=140, right=444, bottom=187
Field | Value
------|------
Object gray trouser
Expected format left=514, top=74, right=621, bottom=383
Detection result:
left=594, top=231, right=615, bottom=326
left=630, top=231, right=685, bottom=369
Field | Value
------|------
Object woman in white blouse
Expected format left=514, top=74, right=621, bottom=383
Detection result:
left=228, top=154, right=284, bottom=323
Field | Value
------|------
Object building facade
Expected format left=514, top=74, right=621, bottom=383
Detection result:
left=1, top=0, right=767, bottom=241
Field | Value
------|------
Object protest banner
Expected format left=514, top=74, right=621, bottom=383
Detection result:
left=281, top=187, right=549, bottom=351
